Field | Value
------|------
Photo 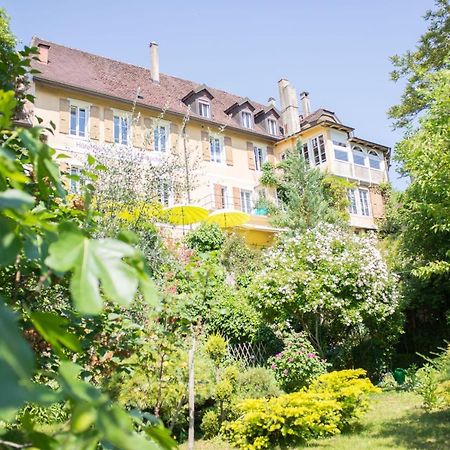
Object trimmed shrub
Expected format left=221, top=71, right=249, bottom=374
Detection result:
left=186, top=223, right=225, bottom=253
left=236, top=367, right=281, bottom=399
left=201, top=410, right=220, bottom=439
left=223, top=369, right=379, bottom=449
left=268, top=332, right=328, bottom=392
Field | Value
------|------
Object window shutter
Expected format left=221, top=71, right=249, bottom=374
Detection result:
left=202, top=131, right=210, bottom=161
left=214, top=184, right=223, bottom=209
left=89, top=106, right=100, bottom=140
left=247, top=141, right=255, bottom=170
left=267, top=146, right=275, bottom=163
left=104, top=108, right=114, bottom=143
left=143, top=118, right=153, bottom=150
left=233, top=187, right=241, bottom=210
left=59, top=98, right=70, bottom=134
left=224, top=136, right=233, bottom=166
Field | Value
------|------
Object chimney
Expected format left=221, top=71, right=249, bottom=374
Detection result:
left=278, top=79, right=300, bottom=136
left=149, top=42, right=160, bottom=83
left=300, top=91, right=311, bottom=117
left=267, top=97, right=276, bottom=108
left=37, top=43, right=50, bottom=64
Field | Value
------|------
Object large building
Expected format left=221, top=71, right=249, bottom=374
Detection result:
left=30, top=38, right=390, bottom=244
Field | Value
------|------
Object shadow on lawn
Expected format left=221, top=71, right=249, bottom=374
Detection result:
left=375, top=407, right=450, bottom=449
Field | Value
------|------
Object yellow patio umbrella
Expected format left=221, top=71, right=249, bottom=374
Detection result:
left=206, top=209, right=250, bottom=228
left=164, top=204, right=209, bottom=227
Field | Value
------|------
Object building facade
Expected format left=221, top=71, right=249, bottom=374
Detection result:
left=30, top=38, right=390, bottom=244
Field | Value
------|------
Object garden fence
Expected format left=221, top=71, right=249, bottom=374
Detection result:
left=226, top=340, right=269, bottom=367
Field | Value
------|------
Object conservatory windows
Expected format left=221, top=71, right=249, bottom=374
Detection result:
left=368, top=150, right=382, bottom=170
left=352, top=146, right=366, bottom=166
left=333, top=141, right=349, bottom=162
left=311, top=135, right=326, bottom=165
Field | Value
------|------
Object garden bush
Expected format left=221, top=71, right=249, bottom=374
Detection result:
left=185, top=223, right=225, bottom=252
left=268, top=332, right=328, bottom=392
left=224, top=369, right=379, bottom=449
left=236, top=367, right=281, bottom=399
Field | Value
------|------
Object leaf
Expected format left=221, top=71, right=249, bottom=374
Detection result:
left=145, top=424, right=178, bottom=450
left=0, top=189, right=34, bottom=211
left=0, top=216, right=21, bottom=266
left=46, top=228, right=142, bottom=315
left=30, top=312, right=82, bottom=357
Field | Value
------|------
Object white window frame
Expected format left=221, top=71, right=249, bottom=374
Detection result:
left=113, top=109, right=130, bottom=145
left=347, top=187, right=371, bottom=216
left=198, top=100, right=211, bottom=118
left=68, top=165, right=82, bottom=194
left=220, top=185, right=229, bottom=209
left=334, top=147, right=349, bottom=162
left=241, top=111, right=253, bottom=129
left=352, top=146, right=366, bottom=167
left=301, top=142, right=310, bottom=165
left=240, top=189, right=253, bottom=214
left=210, top=135, right=224, bottom=163
left=267, top=118, right=278, bottom=136
left=69, top=99, right=90, bottom=138
left=253, top=146, right=267, bottom=171
left=310, top=135, right=327, bottom=166
left=158, top=180, right=173, bottom=207
left=368, top=150, right=382, bottom=170
left=154, top=120, right=170, bottom=153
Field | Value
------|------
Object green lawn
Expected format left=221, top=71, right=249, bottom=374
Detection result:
left=181, top=391, right=450, bottom=449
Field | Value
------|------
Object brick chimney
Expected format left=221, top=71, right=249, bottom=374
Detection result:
left=300, top=91, right=311, bottom=117
left=278, top=79, right=300, bottom=136
left=149, top=42, right=160, bottom=83
left=37, top=43, right=50, bottom=64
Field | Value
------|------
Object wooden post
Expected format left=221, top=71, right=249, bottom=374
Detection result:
left=188, top=334, right=196, bottom=450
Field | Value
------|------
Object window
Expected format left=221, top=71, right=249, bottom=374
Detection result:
left=241, top=111, right=253, bottom=129
left=359, top=189, right=370, bottom=216
left=334, top=148, right=349, bottom=162
left=220, top=186, right=229, bottom=209
left=70, top=105, right=88, bottom=137
left=347, top=187, right=371, bottom=216
left=154, top=124, right=168, bottom=152
left=114, top=114, right=129, bottom=145
left=240, top=190, right=253, bottom=213
left=253, top=146, right=266, bottom=171
left=301, top=143, right=310, bottom=164
left=368, top=150, right=381, bottom=170
left=352, top=146, right=366, bottom=166
left=311, top=135, right=326, bottom=165
left=333, top=140, right=347, bottom=147
left=158, top=181, right=171, bottom=206
left=69, top=166, right=81, bottom=194
left=347, top=188, right=358, bottom=214
left=210, top=136, right=223, bottom=163
left=267, top=118, right=277, bottom=135
left=198, top=101, right=210, bottom=118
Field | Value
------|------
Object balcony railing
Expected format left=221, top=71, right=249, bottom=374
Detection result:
left=333, top=160, right=387, bottom=184
left=198, top=193, right=268, bottom=216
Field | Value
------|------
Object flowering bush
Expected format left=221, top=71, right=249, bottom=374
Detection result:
left=268, top=332, right=328, bottom=392
left=249, top=224, right=403, bottom=372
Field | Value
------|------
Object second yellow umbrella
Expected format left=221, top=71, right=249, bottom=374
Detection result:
left=206, top=209, right=250, bottom=228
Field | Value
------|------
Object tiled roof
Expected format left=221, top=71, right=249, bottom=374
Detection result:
left=31, top=37, right=278, bottom=139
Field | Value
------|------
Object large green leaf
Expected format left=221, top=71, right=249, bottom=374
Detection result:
left=46, top=229, right=142, bottom=314
left=0, top=189, right=34, bottom=211
left=0, top=216, right=21, bottom=266
left=30, top=312, right=82, bottom=357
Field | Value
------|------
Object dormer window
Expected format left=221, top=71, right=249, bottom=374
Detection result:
left=267, top=118, right=278, bottom=135
left=198, top=100, right=210, bottom=118
left=241, top=111, right=253, bottom=129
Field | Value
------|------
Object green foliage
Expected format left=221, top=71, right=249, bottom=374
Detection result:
left=186, top=223, right=225, bottom=253
left=388, top=0, right=450, bottom=128
left=204, top=334, right=228, bottom=368
left=268, top=333, right=328, bottom=392
left=415, top=364, right=440, bottom=411
left=235, top=367, right=281, bottom=400
left=200, top=410, right=220, bottom=439
left=249, top=224, right=404, bottom=373
left=223, top=369, right=379, bottom=449
left=259, top=149, right=347, bottom=231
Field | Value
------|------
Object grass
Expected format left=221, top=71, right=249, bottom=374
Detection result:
left=181, top=391, right=450, bottom=449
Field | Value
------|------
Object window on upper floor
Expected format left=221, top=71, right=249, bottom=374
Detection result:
left=347, top=187, right=371, bottom=216
left=220, top=186, right=229, bottom=209
left=368, top=150, right=382, bottom=170
left=198, top=100, right=211, bottom=118
left=301, top=142, right=310, bottom=164
left=267, top=118, right=278, bottom=135
left=241, top=111, right=253, bottom=129
left=253, top=146, right=266, bottom=171
left=352, top=146, right=366, bottom=166
left=154, top=124, right=168, bottom=152
left=70, top=104, right=88, bottom=137
left=240, top=190, right=253, bottom=214
left=114, top=113, right=129, bottom=145
left=311, top=135, right=326, bottom=165
left=210, top=136, right=223, bottom=163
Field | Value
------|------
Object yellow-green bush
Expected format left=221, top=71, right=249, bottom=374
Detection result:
left=223, top=369, right=379, bottom=450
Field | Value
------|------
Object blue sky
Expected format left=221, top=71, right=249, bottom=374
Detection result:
left=3, top=0, right=433, bottom=189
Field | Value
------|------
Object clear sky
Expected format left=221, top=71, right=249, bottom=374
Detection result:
left=3, top=0, right=434, bottom=189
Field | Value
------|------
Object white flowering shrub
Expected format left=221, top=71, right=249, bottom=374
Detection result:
left=249, top=224, right=403, bottom=374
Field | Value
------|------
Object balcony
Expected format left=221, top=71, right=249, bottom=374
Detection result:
left=333, top=160, right=387, bottom=184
